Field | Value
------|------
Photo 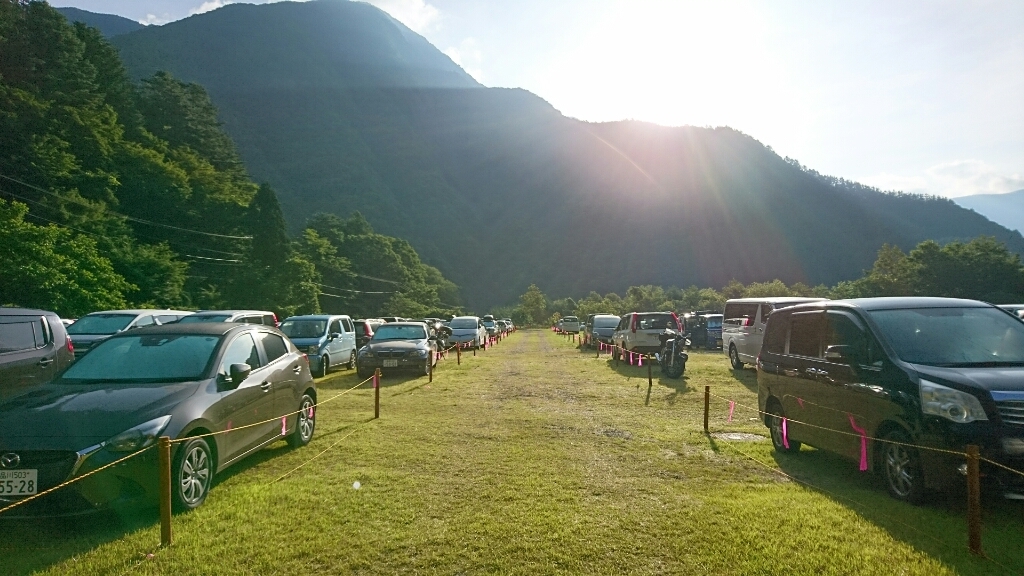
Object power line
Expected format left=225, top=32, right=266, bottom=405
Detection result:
left=0, top=173, right=253, bottom=240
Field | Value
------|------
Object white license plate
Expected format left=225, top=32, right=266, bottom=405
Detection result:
left=383, top=359, right=399, bottom=368
left=0, top=469, right=38, bottom=495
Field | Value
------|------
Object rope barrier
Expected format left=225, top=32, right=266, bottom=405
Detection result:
left=271, top=428, right=363, bottom=484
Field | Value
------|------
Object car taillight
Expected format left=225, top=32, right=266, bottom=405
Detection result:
left=365, top=325, right=373, bottom=336
left=273, top=314, right=280, bottom=327
left=630, top=314, right=637, bottom=333
left=67, top=336, right=74, bottom=354
left=743, top=318, right=753, bottom=327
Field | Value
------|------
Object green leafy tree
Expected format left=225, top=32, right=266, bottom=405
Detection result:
left=518, top=284, right=547, bottom=325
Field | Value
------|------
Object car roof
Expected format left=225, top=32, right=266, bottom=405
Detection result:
left=109, top=323, right=256, bottom=337
left=79, top=309, right=195, bottom=317
left=725, top=297, right=827, bottom=304
left=190, top=310, right=273, bottom=316
left=452, top=315, right=480, bottom=320
left=0, top=307, right=59, bottom=316
left=283, top=314, right=348, bottom=321
left=829, top=297, right=994, bottom=311
left=379, top=322, right=428, bottom=327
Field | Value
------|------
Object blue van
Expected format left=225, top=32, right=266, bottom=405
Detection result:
left=279, top=315, right=357, bottom=377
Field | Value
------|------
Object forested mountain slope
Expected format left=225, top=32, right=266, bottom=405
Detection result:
left=56, top=6, right=143, bottom=37
left=110, top=0, right=1024, bottom=308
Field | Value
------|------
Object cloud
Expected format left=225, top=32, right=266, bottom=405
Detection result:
left=444, top=38, right=483, bottom=82
left=189, top=1, right=232, bottom=16
left=141, top=14, right=172, bottom=25
left=364, top=0, right=440, bottom=33
left=860, top=160, right=1024, bottom=198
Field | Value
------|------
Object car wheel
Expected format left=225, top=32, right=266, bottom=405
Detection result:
left=661, top=347, right=685, bottom=379
left=357, top=366, right=371, bottom=380
left=173, top=437, right=214, bottom=512
left=288, top=394, right=316, bottom=448
left=729, top=345, right=744, bottom=370
left=315, top=355, right=329, bottom=378
left=767, top=403, right=801, bottom=453
left=881, top=429, right=925, bottom=504
left=347, top=351, right=356, bottom=370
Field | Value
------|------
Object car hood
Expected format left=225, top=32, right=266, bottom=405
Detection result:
left=365, top=340, right=427, bottom=351
left=911, top=364, right=1024, bottom=395
left=0, top=380, right=203, bottom=450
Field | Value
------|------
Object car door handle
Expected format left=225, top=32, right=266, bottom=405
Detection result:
left=37, top=358, right=53, bottom=367
left=292, top=365, right=302, bottom=374
left=261, top=382, right=272, bottom=392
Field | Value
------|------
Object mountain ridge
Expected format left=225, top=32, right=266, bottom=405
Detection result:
left=56, top=6, right=144, bottom=37
left=954, top=189, right=1024, bottom=233
left=104, top=0, right=1024, bottom=308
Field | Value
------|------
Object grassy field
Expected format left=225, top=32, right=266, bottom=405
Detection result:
left=4, top=330, right=1022, bottom=575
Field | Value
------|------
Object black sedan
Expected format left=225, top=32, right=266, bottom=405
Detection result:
left=356, top=322, right=437, bottom=379
left=0, top=323, right=316, bottom=516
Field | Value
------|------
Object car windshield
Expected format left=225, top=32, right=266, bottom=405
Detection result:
left=594, top=317, right=620, bottom=328
left=279, top=319, right=327, bottom=338
left=483, top=320, right=495, bottom=327
left=372, top=325, right=427, bottom=340
left=178, top=314, right=231, bottom=323
left=449, top=318, right=478, bottom=329
left=869, top=307, right=1024, bottom=367
left=60, top=335, right=221, bottom=383
left=706, top=316, right=723, bottom=328
left=66, top=314, right=136, bottom=335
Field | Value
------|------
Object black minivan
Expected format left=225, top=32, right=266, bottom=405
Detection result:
left=0, top=308, right=74, bottom=400
left=757, top=297, right=1024, bottom=503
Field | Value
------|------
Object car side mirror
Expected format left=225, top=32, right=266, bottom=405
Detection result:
left=229, top=363, right=252, bottom=386
left=329, top=332, right=341, bottom=340
left=824, top=345, right=857, bottom=365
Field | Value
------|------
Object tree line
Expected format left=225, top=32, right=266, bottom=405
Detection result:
left=0, top=1, right=461, bottom=318
left=502, top=237, right=1024, bottom=325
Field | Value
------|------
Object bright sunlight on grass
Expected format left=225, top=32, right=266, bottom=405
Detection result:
left=5, top=330, right=1022, bottom=575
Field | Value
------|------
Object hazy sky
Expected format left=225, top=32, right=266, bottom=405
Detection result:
left=51, top=0, right=1024, bottom=198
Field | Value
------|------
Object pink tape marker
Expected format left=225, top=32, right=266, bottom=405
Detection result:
left=796, top=397, right=804, bottom=409
left=638, top=354, right=643, bottom=366
left=781, top=417, right=790, bottom=449
left=308, top=406, right=314, bottom=418
left=848, top=414, right=869, bottom=471
left=728, top=401, right=735, bottom=422
left=281, top=416, right=287, bottom=435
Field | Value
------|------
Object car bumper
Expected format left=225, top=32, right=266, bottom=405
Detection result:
left=357, top=356, right=429, bottom=370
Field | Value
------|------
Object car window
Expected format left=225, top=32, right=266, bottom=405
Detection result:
left=788, top=313, right=823, bottom=358
left=179, top=314, right=231, bottom=323
left=220, top=333, right=262, bottom=374
left=824, top=312, right=868, bottom=362
left=330, top=319, right=342, bottom=334
left=342, top=318, right=353, bottom=332
left=637, top=314, right=675, bottom=330
left=763, top=316, right=787, bottom=354
left=0, top=320, right=42, bottom=353
left=724, top=303, right=758, bottom=326
left=759, top=304, right=774, bottom=323
left=258, top=332, right=289, bottom=363
left=156, top=314, right=181, bottom=324
left=262, top=314, right=276, bottom=325
left=67, top=313, right=136, bottom=335
left=135, top=315, right=155, bottom=328
left=280, top=319, right=326, bottom=338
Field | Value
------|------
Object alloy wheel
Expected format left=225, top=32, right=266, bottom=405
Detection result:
left=179, top=444, right=211, bottom=506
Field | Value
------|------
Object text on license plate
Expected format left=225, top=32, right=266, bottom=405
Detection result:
left=0, top=469, right=38, bottom=495
left=383, top=359, right=399, bottom=368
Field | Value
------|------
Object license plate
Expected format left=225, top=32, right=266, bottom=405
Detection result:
left=0, top=469, right=38, bottom=496
left=383, top=359, right=398, bottom=368
left=716, top=339, right=722, bottom=346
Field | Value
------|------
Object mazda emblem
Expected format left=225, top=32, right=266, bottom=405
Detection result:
left=0, top=452, right=19, bottom=469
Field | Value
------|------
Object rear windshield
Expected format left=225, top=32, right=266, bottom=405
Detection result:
left=178, top=314, right=231, bottom=323
left=66, top=314, right=135, bottom=335
left=60, top=334, right=220, bottom=383
left=372, top=325, right=427, bottom=340
left=594, top=317, right=620, bottom=328
left=563, top=317, right=579, bottom=322
left=450, top=318, right=479, bottom=329
left=279, top=319, right=327, bottom=338
left=869, top=307, right=1024, bottom=367
left=706, top=316, right=723, bottom=328
left=637, top=314, right=677, bottom=330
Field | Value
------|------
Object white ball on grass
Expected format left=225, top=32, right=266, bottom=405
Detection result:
left=352, top=481, right=361, bottom=490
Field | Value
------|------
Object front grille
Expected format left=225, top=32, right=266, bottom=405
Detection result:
left=997, top=401, right=1024, bottom=427
left=375, top=351, right=401, bottom=358
left=2, top=450, right=78, bottom=490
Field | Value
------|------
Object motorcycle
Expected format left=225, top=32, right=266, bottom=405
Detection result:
left=656, top=328, right=690, bottom=379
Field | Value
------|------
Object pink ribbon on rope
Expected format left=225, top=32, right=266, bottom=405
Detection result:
left=781, top=417, right=790, bottom=449
left=728, top=401, right=735, bottom=422
left=796, top=397, right=804, bottom=409
left=307, top=406, right=314, bottom=418
left=281, top=416, right=287, bottom=436
left=638, top=354, right=643, bottom=366
left=847, top=414, right=869, bottom=471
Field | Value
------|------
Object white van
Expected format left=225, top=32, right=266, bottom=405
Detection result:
left=723, top=297, right=826, bottom=369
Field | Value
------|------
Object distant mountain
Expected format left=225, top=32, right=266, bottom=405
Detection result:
left=109, top=0, right=1024, bottom=308
left=955, top=190, right=1024, bottom=233
left=56, top=7, right=144, bottom=38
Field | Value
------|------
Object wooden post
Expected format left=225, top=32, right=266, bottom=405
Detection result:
left=703, top=386, right=710, bottom=433
left=966, top=444, right=982, bottom=555
left=473, top=342, right=477, bottom=356
left=429, top=354, right=433, bottom=383
left=374, top=368, right=380, bottom=419
left=158, top=436, right=172, bottom=547
left=647, top=359, right=653, bottom=389
left=596, top=343, right=600, bottom=359
left=457, top=343, right=461, bottom=365
left=614, top=345, right=619, bottom=367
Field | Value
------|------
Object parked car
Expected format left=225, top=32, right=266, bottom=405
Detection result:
left=178, top=310, right=278, bottom=326
left=448, top=316, right=487, bottom=349
left=0, top=322, right=316, bottom=515
left=380, top=317, right=405, bottom=323
left=354, top=318, right=384, bottom=349
left=688, top=313, right=724, bottom=349
left=356, top=322, right=438, bottom=378
left=0, top=308, right=75, bottom=400
left=723, top=297, right=826, bottom=370
left=757, top=297, right=1024, bottom=503
left=560, top=316, right=581, bottom=333
left=588, top=314, right=620, bottom=348
left=66, top=309, right=194, bottom=359
left=611, top=312, right=681, bottom=357
left=482, top=317, right=499, bottom=339
left=279, top=315, right=357, bottom=378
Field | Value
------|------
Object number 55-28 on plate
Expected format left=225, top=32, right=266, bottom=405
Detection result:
left=0, top=469, right=38, bottom=495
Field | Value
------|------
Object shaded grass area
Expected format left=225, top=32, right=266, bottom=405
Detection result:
left=5, top=330, right=1022, bottom=574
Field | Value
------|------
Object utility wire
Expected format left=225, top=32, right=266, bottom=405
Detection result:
left=0, top=173, right=253, bottom=240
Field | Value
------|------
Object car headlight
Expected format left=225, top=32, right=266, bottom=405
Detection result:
left=306, top=345, right=320, bottom=355
left=919, top=379, right=988, bottom=424
left=358, top=348, right=372, bottom=357
left=104, top=416, right=172, bottom=453
left=417, top=349, right=429, bottom=358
